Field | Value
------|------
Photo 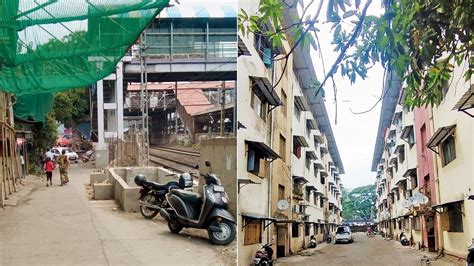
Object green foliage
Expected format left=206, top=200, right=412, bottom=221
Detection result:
left=239, top=0, right=474, bottom=109
left=341, top=184, right=375, bottom=221
left=29, top=113, right=58, bottom=170
left=52, top=88, right=89, bottom=127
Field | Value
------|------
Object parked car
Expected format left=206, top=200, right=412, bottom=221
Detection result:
left=335, top=226, right=354, bottom=244
left=51, top=147, right=79, bottom=163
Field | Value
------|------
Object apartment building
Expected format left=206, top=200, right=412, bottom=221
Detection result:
left=237, top=1, right=345, bottom=264
left=374, top=62, right=473, bottom=258
left=236, top=0, right=282, bottom=263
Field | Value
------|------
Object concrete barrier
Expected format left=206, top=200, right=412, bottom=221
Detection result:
left=104, top=166, right=175, bottom=212
left=90, top=170, right=107, bottom=184
left=93, top=183, right=113, bottom=200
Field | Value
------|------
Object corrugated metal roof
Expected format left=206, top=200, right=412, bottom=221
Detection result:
left=159, top=4, right=236, bottom=18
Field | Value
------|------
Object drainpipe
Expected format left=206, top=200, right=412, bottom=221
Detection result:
left=429, top=106, right=442, bottom=251
left=267, top=59, right=276, bottom=252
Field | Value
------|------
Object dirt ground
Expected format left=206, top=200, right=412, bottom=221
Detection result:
left=276, top=233, right=465, bottom=266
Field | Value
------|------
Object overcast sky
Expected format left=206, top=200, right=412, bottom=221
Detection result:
left=305, top=1, right=385, bottom=190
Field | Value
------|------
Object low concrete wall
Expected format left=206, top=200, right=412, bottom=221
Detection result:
left=106, top=166, right=174, bottom=212
left=199, top=138, right=237, bottom=217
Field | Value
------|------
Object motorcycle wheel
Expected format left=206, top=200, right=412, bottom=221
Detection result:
left=168, top=219, right=183, bottom=234
left=139, top=193, right=160, bottom=219
left=208, top=220, right=236, bottom=245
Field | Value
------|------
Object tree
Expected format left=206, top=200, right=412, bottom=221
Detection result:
left=52, top=88, right=89, bottom=127
left=341, top=184, right=376, bottom=221
left=238, top=0, right=473, bottom=110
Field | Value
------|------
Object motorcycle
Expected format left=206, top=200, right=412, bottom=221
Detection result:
left=326, top=233, right=332, bottom=243
left=254, top=243, right=273, bottom=265
left=400, top=232, right=410, bottom=246
left=308, top=236, right=317, bottom=248
left=159, top=160, right=236, bottom=245
left=467, top=242, right=474, bottom=266
left=81, top=150, right=95, bottom=163
left=134, top=169, right=194, bottom=219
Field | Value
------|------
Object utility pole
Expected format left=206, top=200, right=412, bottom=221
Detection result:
left=220, top=81, right=225, bottom=137
left=175, top=81, right=178, bottom=139
left=139, top=31, right=149, bottom=166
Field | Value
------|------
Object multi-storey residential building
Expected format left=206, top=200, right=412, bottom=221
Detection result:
left=237, top=1, right=345, bottom=265
left=374, top=62, right=473, bottom=259
left=427, top=60, right=473, bottom=258
left=237, top=0, right=282, bottom=263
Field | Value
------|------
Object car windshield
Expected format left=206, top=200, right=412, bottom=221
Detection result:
left=336, top=227, right=349, bottom=234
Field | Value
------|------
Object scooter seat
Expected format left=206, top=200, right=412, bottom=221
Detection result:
left=171, top=189, right=201, bottom=204
left=144, top=180, right=178, bottom=191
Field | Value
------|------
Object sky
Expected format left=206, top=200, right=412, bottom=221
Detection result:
left=303, top=0, right=385, bottom=190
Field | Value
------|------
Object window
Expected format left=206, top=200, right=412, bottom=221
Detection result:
left=305, top=189, right=310, bottom=201
left=247, top=147, right=261, bottom=175
left=292, top=223, right=299, bottom=238
left=281, top=90, right=287, bottom=116
left=254, top=29, right=273, bottom=66
left=320, top=174, right=325, bottom=185
left=279, top=135, right=286, bottom=162
left=441, top=134, right=456, bottom=166
left=293, top=141, right=301, bottom=158
left=244, top=219, right=262, bottom=245
left=278, top=185, right=285, bottom=200
left=398, top=220, right=402, bottom=229
left=250, top=86, right=267, bottom=121
left=305, top=224, right=310, bottom=236
left=305, top=157, right=311, bottom=169
left=294, top=102, right=301, bottom=120
left=314, top=224, right=319, bottom=234
left=407, top=129, right=415, bottom=146
left=320, top=197, right=324, bottom=208
left=447, top=203, right=463, bottom=232
left=410, top=172, right=418, bottom=189
left=313, top=193, right=318, bottom=204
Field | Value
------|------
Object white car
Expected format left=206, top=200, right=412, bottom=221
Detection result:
left=51, top=147, right=79, bottom=163
left=335, top=226, right=354, bottom=244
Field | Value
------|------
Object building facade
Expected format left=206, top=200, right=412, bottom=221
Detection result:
left=237, top=1, right=344, bottom=265
left=374, top=61, right=473, bottom=259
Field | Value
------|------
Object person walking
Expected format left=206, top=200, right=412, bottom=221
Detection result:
left=58, top=150, right=70, bottom=185
left=44, top=157, right=55, bottom=186
left=20, top=154, right=26, bottom=178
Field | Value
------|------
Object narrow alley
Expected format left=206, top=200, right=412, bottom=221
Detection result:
left=0, top=164, right=234, bottom=265
left=275, top=233, right=464, bottom=266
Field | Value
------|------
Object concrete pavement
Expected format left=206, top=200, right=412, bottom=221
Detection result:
left=275, top=233, right=463, bottom=266
left=0, top=164, right=233, bottom=265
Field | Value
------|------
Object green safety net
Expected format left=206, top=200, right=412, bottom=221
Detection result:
left=13, top=93, right=54, bottom=123
left=0, top=0, right=169, bottom=95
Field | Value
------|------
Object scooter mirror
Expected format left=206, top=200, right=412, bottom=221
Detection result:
left=205, top=161, right=211, bottom=167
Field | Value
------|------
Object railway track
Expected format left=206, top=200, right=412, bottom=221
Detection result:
left=148, top=147, right=200, bottom=173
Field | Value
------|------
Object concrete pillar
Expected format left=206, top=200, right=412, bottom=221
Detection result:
left=97, top=80, right=105, bottom=150
left=116, top=61, right=124, bottom=139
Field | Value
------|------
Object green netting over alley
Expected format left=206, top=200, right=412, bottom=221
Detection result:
left=0, top=0, right=169, bottom=95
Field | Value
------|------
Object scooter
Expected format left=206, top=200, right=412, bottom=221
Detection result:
left=400, top=232, right=410, bottom=246
left=81, top=150, right=95, bottom=163
left=254, top=243, right=273, bottom=265
left=467, top=242, right=474, bottom=266
left=159, top=161, right=236, bottom=245
left=326, top=233, right=332, bottom=243
left=308, top=236, right=317, bottom=248
left=134, top=169, right=194, bottom=219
